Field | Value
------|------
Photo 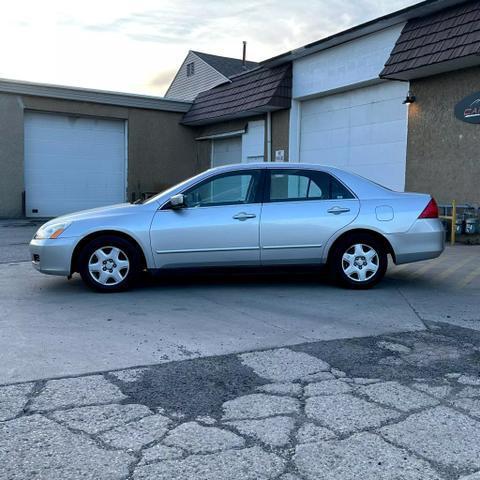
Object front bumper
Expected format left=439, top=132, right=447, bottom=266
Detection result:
left=29, top=237, right=78, bottom=276
left=387, top=219, right=445, bottom=265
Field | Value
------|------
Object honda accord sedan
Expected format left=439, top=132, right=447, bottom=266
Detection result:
left=30, top=163, right=444, bottom=292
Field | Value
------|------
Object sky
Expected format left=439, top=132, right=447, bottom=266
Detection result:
left=1, top=0, right=420, bottom=96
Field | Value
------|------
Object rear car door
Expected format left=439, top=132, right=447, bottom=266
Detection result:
left=260, top=169, right=360, bottom=264
left=150, top=169, right=263, bottom=268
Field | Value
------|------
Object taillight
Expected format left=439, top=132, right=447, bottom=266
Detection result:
left=418, top=198, right=439, bottom=219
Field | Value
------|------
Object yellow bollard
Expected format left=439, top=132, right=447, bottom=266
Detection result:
left=451, top=200, right=456, bottom=246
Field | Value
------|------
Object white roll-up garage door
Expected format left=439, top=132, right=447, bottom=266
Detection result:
left=24, top=112, right=126, bottom=217
left=211, top=136, right=242, bottom=167
left=299, top=82, right=408, bottom=191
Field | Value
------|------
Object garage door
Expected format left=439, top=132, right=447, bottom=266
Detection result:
left=24, top=112, right=126, bottom=217
left=299, top=82, right=408, bottom=191
left=211, top=136, right=242, bottom=167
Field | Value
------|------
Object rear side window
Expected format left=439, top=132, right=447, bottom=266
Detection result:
left=267, top=170, right=354, bottom=202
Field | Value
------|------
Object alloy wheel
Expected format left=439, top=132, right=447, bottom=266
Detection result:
left=88, top=246, right=130, bottom=286
left=341, top=243, right=379, bottom=283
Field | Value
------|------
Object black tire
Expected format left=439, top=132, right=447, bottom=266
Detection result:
left=78, top=235, right=142, bottom=292
left=329, top=233, right=387, bottom=289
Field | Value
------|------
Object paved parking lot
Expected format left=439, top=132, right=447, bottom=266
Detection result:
left=1, top=220, right=480, bottom=479
left=1, top=220, right=479, bottom=383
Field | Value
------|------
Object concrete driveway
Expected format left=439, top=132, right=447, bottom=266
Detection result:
left=1, top=219, right=479, bottom=384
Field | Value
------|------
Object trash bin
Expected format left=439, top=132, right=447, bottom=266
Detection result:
left=465, top=217, right=479, bottom=235
left=455, top=218, right=464, bottom=236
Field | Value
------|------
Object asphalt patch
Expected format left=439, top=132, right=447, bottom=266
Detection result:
left=110, top=354, right=266, bottom=419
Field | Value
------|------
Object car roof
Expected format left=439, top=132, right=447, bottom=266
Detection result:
left=207, top=162, right=337, bottom=173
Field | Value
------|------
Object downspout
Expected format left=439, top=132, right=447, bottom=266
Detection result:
left=266, top=112, right=272, bottom=162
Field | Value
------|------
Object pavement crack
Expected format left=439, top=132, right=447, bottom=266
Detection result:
left=396, top=287, right=430, bottom=331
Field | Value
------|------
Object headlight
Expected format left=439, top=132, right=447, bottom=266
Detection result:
left=34, top=222, right=72, bottom=240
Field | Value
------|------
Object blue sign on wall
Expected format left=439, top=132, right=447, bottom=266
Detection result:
left=455, top=92, right=480, bottom=124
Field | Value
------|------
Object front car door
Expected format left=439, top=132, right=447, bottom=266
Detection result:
left=150, top=169, right=263, bottom=268
left=260, top=168, right=360, bottom=265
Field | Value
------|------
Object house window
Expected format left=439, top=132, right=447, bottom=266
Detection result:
left=186, top=62, right=195, bottom=77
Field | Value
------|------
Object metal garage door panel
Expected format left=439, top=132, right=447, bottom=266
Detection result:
left=24, top=112, right=126, bottom=217
left=212, top=136, right=242, bottom=167
left=299, top=82, right=408, bottom=191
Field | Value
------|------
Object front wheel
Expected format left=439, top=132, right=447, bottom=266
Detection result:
left=329, top=234, right=387, bottom=289
left=78, top=235, right=142, bottom=292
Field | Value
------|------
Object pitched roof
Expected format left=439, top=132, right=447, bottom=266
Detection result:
left=192, top=51, right=259, bottom=78
left=182, top=64, right=292, bottom=126
left=381, top=0, right=480, bottom=79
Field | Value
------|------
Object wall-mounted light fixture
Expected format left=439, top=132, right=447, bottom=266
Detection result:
left=403, top=91, right=416, bottom=105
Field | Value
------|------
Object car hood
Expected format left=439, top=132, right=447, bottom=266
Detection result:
left=43, top=203, right=149, bottom=226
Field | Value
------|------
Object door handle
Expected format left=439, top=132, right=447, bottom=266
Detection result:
left=328, top=206, right=351, bottom=215
left=233, top=212, right=257, bottom=221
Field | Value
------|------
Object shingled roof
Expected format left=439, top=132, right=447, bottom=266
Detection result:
left=182, top=64, right=292, bottom=126
left=381, top=0, right=480, bottom=80
left=192, top=51, right=259, bottom=78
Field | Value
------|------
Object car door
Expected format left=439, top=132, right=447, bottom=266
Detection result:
left=260, top=169, right=360, bottom=265
left=150, top=169, right=264, bottom=268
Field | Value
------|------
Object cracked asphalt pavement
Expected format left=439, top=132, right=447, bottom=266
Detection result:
left=2, top=322, right=480, bottom=480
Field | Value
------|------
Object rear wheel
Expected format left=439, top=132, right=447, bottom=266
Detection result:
left=329, top=233, right=387, bottom=289
left=78, top=235, right=142, bottom=292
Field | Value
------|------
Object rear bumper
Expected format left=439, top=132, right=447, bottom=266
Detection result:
left=29, top=237, right=78, bottom=276
left=387, top=219, right=445, bottom=265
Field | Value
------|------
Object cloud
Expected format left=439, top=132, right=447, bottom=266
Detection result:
left=1, top=0, right=419, bottom=95
left=147, top=69, right=178, bottom=93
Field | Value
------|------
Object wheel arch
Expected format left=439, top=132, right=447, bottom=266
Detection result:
left=70, top=230, right=147, bottom=274
left=326, top=228, right=396, bottom=264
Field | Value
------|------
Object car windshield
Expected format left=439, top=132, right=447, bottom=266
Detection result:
left=139, top=172, right=208, bottom=205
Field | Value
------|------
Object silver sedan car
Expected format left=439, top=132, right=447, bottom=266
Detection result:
left=30, top=163, right=445, bottom=292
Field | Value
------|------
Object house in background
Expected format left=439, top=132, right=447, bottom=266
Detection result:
left=165, top=50, right=259, bottom=101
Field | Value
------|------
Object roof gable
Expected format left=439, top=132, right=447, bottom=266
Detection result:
left=165, top=51, right=229, bottom=101
left=192, top=51, right=259, bottom=78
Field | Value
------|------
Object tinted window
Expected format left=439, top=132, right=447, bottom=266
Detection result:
left=184, top=171, right=261, bottom=208
left=268, top=170, right=354, bottom=202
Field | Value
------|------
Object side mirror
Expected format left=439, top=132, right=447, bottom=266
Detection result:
left=169, top=193, right=186, bottom=209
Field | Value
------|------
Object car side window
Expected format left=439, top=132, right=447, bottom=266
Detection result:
left=183, top=171, right=261, bottom=208
left=330, top=176, right=355, bottom=200
left=268, top=170, right=354, bottom=202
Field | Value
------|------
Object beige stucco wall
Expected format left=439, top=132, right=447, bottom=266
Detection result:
left=0, top=93, right=198, bottom=217
left=407, top=66, right=480, bottom=204
left=0, top=95, right=24, bottom=217
left=271, top=109, right=290, bottom=162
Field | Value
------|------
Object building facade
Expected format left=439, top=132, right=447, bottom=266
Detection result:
left=381, top=0, right=480, bottom=205
left=181, top=64, right=292, bottom=171
left=2, top=0, right=480, bottom=218
left=0, top=80, right=196, bottom=218
left=286, top=24, right=409, bottom=191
